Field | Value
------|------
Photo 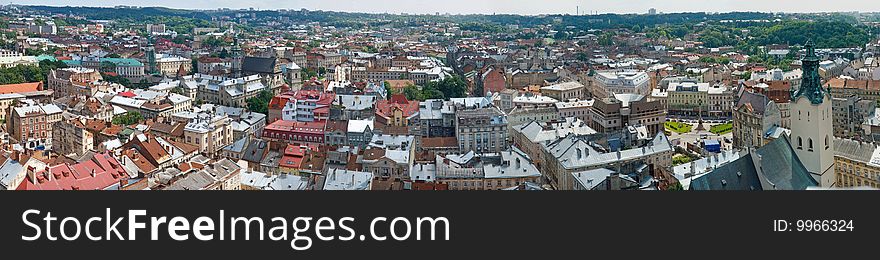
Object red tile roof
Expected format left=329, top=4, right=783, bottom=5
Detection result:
left=375, top=94, right=419, bottom=119
left=17, top=152, right=127, bottom=190
left=421, top=137, right=459, bottom=148
left=264, top=120, right=327, bottom=134
left=0, top=82, right=42, bottom=94
left=118, top=91, right=136, bottom=98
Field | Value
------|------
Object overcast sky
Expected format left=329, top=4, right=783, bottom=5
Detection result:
left=8, top=0, right=880, bottom=15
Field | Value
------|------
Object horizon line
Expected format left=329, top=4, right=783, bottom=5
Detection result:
left=6, top=3, right=879, bottom=16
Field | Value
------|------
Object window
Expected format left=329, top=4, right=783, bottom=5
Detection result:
left=808, top=138, right=813, bottom=152
left=825, top=135, right=830, bottom=150
left=797, top=137, right=802, bottom=150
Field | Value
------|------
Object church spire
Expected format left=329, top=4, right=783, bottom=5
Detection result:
left=146, top=34, right=158, bottom=76
left=790, top=40, right=827, bottom=104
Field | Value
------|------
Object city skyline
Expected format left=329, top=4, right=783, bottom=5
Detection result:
left=7, top=0, right=880, bottom=15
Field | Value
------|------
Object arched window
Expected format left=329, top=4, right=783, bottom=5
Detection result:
left=808, top=138, right=814, bottom=151
left=797, top=137, right=803, bottom=150
left=825, top=135, right=830, bottom=150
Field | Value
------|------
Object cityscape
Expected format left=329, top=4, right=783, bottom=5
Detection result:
left=0, top=3, right=879, bottom=191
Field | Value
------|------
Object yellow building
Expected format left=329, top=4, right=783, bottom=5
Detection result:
left=833, top=138, right=880, bottom=188
left=183, top=113, right=233, bottom=158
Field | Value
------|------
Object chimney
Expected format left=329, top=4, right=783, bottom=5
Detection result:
left=27, top=166, right=36, bottom=183
left=689, top=161, right=696, bottom=175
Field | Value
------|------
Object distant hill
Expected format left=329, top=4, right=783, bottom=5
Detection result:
left=23, top=5, right=778, bottom=29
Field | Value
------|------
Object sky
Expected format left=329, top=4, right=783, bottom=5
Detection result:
left=7, top=0, right=880, bottom=15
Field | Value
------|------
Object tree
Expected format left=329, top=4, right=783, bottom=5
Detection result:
left=246, top=90, right=274, bottom=114
left=301, top=68, right=318, bottom=80
left=100, top=61, right=117, bottom=73
left=667, top=182, right=684, bottom=191
left=598, top=32, right=615, bottom=46
left=112, top=111, right=143, bottom=125
left=102, top=73, right=131, bottom=86
left=631, top=25, right=642, bottom=33
left=384, top=81, right=393, bottom=100
left=421, top=85, right=445, bottom=100
left=0, top=60, right=67, bottom=85
left=576, top=53, right=590, bottom=62
left=426, top=75, right=468, bottom=100
left=402, top=84, right=422, bottom=100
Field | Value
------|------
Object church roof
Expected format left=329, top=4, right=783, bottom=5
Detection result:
left=791, top=40, right=830, bottom=105
left=690, top=136, right=818, bottom=190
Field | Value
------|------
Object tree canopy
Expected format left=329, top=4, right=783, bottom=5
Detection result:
left=0, top=60, right=68, bottom=85
left=112, top=111, right=144, bottom=126
left=246, top=90, right=274, bottom=114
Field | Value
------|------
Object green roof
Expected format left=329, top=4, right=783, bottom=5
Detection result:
left=791, top=40, right=829, bottom=105
left=62, top=60, right=82, bottom=66
left=101, top=58, right=144, bottom=67
left=36, top=54, right=57, bottom=62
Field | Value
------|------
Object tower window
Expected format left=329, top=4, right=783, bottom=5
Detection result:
left=797, top=137, right=802, bottom=150
left=825, top=135, right=829, bottom=150
left=808, top=138, right=814, bottom=152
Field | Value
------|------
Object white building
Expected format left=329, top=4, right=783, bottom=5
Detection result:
left=593, top=70, right=651, bottom=98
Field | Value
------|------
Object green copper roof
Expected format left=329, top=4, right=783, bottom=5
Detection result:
left=36, top=54, right=56, bottom=62
left=791, top=40, right=828, bottom=105
left=102, top=58, right=144, bottom=67
left=62, top=60, right=82, bottom=66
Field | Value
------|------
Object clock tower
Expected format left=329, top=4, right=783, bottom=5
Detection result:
left=790, top=40, right=835, bottom=187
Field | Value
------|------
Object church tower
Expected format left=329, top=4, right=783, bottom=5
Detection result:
left=146, top=35, right=158, bottom=75
left=231, top=36, right=243, bottom=78
left=790, top=40, right=835, bottom=187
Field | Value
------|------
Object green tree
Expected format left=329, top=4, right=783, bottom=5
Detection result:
left=384, top=81, right=393, bottom=100
left=421, top=85, right=445, bottom=100
left=112, top=111, right=144, bottom=125
left=101, top=73, right=131, bottom=86
left=246, top=90, right=274, bottom=114
left=426, top=75, right=468, bottom=100
left=402, top=84, right=422, bottom=100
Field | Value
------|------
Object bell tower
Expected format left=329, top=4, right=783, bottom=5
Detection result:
left=790, top=40, right=835, bottom=187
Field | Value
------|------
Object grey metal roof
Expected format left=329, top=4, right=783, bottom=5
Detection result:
left=268, top=174, right=309, bottom=190
left=224, top=136, right=250, bottom=153
left=571, top=168, right=617, bottom=190
left=736, top=91, right=770, bottom=115
left=691, top=136, right=818, bottom=190
left=689, top=154, right=762, bottom=191
left=242, top=139, right=268, bottom=163
left=0, top=159, right=23, bottom=190
left=833, top=138, right=877, bottom=163
left=242, top=56, right=277, bottom=74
